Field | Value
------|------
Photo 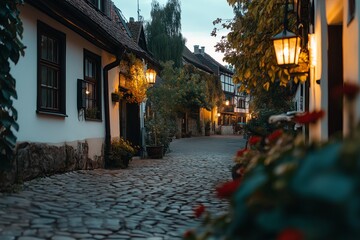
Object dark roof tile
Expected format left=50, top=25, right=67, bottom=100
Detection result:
left=182, top=46, right=214, bottom=74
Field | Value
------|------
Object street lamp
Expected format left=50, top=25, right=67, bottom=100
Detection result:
left=272, top=0, right=301, bottom=67
left=145, top=68, right=157, bottom=85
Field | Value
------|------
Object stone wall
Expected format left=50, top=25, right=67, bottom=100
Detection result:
left=0, top=141, right=104, bottom=191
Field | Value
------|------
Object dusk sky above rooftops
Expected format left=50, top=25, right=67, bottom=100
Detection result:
left=112, top=0, right=234, bottom=65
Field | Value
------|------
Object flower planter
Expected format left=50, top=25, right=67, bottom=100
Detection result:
left=109, top=154, right=132, bottom=169
left=146, top=145, right=164, bottom=159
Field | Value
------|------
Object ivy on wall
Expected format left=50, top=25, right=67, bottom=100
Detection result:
left=119, top=53, right=149, bottom=104
left=0, top=0, right=25, bottom=166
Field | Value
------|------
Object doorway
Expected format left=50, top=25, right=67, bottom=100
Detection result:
left=327, top=25, right=343, bottom=137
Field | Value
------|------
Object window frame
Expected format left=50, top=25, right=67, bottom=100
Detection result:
left=37, top=21, right=66, bottom=116
left=89, top=0, right=105, bottom=12
left=83, top=49, right=102, bottom=121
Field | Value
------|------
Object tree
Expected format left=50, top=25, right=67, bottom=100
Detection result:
left=177, top=64, right=223, bottom=111
left=0, top=0, right=25, bottom=166
left=213, top=0, right=308, bottom=92
left=145, top=0, right=185, bottom=68
left=146, top=61, right=223, bottom=141
left=245, top=83, right=296, bottom=136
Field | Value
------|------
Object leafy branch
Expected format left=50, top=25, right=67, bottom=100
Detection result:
left=0, top=0, right=25, bottom=166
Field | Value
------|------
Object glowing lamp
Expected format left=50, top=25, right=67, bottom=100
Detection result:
left=272, top=29, right=301, bottom=67
left=146, top=69, right=157, bottom=85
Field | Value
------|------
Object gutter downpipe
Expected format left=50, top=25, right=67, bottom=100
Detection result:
left=103, top=48, right=125, bottom=167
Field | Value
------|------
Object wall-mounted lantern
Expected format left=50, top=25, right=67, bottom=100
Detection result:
left=272, top=30, right=301, bottom=67
left=225, top=100, right=230, bottom=106
left=145, top=68, right=157, bottom=85
left=272, top=0, right=301, bottom=67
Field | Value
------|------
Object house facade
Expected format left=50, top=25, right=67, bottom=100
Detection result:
left=308, top=0, right=359, bottom=141
left=182, top=46, right=216, bottom=136
left=1, top=0, right=154, bottom=187
left=193, top=45, right=250, bottom=134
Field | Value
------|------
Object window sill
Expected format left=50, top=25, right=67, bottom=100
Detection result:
left=85, top=117, right=102, bottom=122
left=36, top=110, right=68, bottom=118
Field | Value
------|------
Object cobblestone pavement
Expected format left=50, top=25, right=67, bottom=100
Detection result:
left=0, top=135, right=246, bottom=240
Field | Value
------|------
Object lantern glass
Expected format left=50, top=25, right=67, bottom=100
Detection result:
left=146, top=69, right=157, bottom=84
left=272, top=29, right=301, bottom=67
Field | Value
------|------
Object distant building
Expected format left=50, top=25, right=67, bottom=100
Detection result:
left=193, top=45, right=250, bottom=134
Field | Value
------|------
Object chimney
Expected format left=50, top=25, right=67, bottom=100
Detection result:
left=194, top=45, right=200, bottom=54
left=129, top=17, right=135, bottom=23
left=201, top=46, right=205, bottom=54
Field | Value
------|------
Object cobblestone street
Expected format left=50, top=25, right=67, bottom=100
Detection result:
left=0, top=135, right=246, bottom=240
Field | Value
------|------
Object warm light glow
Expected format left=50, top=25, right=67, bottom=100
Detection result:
left=217, top=113, right=221, bottom=117
left=272, top=30, right=301, bottom=67
left=225, top=100, right=230, bottom=106
left=146, top=68, right=157, bottom=84
left=85, top=89, right=90, bottom=95
left=309, top=34, right=317, bottom=67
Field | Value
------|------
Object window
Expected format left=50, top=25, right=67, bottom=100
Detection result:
left=37, top=21, right=66, bottom=115
left=84, top=49, right=101, bottom=120
left=221, top=74, right=234, bottom=93
left=89, top=0, right=104, bottom=12
left=238, top=99, right=246, bottom=109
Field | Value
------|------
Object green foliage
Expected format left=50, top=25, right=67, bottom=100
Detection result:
left=119, top=53, right=149, bottom=104
left=146, top=0, right=185, bottom=68
left=177, top=65, right=208, bottom=110
left=109, top=137, right=138, bottom=168
left=146, top=62, right=178, bottom=147
left=214, top=0, right=307, bottom=92
left=246, top=83, right=295, bottom=136
left=0, top=0, right=25, bottom=166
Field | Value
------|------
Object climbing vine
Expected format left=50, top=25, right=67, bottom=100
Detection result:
left=119, top=53, right=149, bottom=104
left=0, top=0, right=25, bottom=166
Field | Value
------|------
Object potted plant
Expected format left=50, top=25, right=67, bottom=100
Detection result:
left=109, top=137, right=138, bottom=168
left=145, top=115, right=165, bottom=159
left=85, top=107, right=99, bottom=119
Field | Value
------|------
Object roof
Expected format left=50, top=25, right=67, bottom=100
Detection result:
left=25, top=0, right=157, bottom=65
left=127, top=20, right=142, bottom=43
left=182, top=46, right=214, bottom=74
left=194, top=52, right=234, bottom=75
left=126, top=20, right=149, bottom=52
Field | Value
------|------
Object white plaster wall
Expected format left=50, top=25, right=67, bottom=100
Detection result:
left=343, top=0, right=360, bottom=135
left=12, top=4, right=117, bottom=150
left=309, top=0, right=328, bottom=142
left=108, top=65, right=121, bottom=140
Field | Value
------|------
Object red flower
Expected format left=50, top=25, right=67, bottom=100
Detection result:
left=332, top=82, right=360, bottom=100
left=236, top=148, right=248, bottom=157
left=277, top=228, right=303, bottom=240
left=194, top=204, right=206, bottom=218
left=294, top=110, right=325, bottom=124
left=248, top=136, right=262, bottom=146
left=216, top=179, right=241, bottom=199
left=343, top=82, right=360, bottom=100
left=266, top=129, right=283, bottom=143
left=183, top=230, right=195, bottom=239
